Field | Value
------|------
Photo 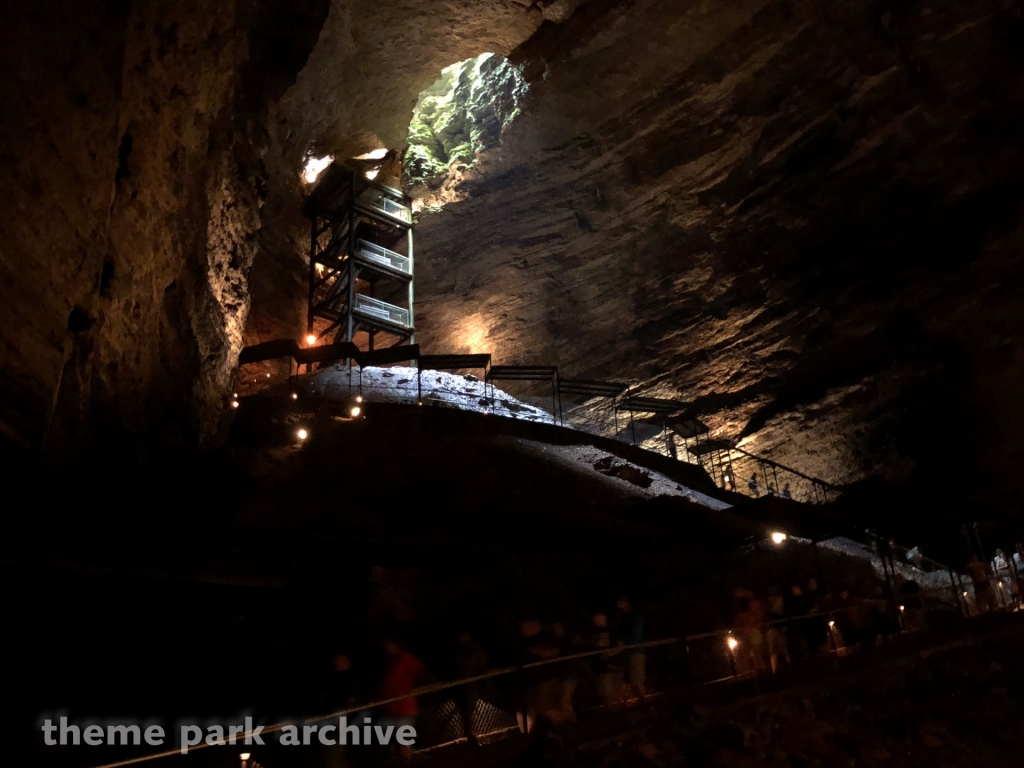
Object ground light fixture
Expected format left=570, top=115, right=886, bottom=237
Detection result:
left=356, top=395, right=363, bottom=403
left=291, top=392, right=298, bottom=400
left=240, top=754, right=250, bottom=762
left=297, top=428, right=309, bottom=441
left=231, top=400, right=240, bottom=409
left=771, top=531, right=788, bottom=544
left=726, top=635, right=738, bottom=651
left=351, top=406, right=361, bottom=417
left=305, top=334, right=317, bottom=345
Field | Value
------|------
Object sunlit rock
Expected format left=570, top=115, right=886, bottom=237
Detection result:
left=404, top=53, right=528, bottom=207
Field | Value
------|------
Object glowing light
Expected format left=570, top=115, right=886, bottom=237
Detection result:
left=899, top=605, right=905, bottom=612
left=266, top=373, right=271, bottom=378
left=355, top=148, right=388, bottom=160
left=351, top=406, right=361, bottom=417
left=233, top=393, right=238, bottom=398
left=356, top=396, right=363, bottom=403
left=231, top=400, right=240, bottom=409
left=365, top=169, right=380, bottom=180
left=963, top=592, right=969, bottom=597
left=458, top=312, right=491, bottom=353
left=726, top=636, right=738, bottom=651
left=291, top=393, right=298, bottom=400
left=771, top=531, right=788, bottom=545
left=305, top=334, right=317, bottom=346
left=301, top=154, right=333, bottom=185
left=829, top=620, right=835, bottom=627
left=240, top=754, right=251, bottom=762
left=297, top=428, right=309, bottom=441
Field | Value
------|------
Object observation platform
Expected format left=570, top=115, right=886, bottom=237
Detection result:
left=305, top=163, right=416, bottom=347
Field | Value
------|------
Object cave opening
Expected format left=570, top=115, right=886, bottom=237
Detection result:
left=403, top=53, right=528, bottom=209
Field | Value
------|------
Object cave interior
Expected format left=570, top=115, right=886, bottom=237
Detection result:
left=3, top=0, right=1024, bottom=763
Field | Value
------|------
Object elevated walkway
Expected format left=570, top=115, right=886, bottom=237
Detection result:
left=237, top=336, right=839, bottom=505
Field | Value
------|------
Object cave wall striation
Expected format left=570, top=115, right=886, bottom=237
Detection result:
left=407, top=0, right=1024, bottom=499
left=1, top=0, right=330, bottom=463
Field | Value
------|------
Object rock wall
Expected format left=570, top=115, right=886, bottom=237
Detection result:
left=0, top=0, right=329, bottom=465
left=408, top=0, right=1024, bottom=504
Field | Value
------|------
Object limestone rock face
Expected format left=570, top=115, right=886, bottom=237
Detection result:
left=1, top=0, right=329, bottom=463
left=408, top=0, right=1024, bottom=503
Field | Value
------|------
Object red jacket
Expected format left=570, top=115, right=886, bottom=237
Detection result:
left=380, top=650, right=427, bottom=716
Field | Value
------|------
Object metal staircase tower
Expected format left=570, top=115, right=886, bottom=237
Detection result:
left=304, top=163, right=415, bottom=350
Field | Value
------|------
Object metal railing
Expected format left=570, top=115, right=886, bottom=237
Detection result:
left=357, top=189, right=411, bottom=224
left=556, top=398, right=836, bottom=504
left=357, top=239, right=411, bottom=276
left=239, top=356, right=836, bottom=505
left=88, top=587, right=1021, bottom=768
left=353, top=295, right=412, bottom=329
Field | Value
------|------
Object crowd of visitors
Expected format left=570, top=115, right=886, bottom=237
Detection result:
left=310, top=547, right=1023, bottom=762
left=728, top=577, right=906, bottom=675
left=515, top=597, right=647, bottom=733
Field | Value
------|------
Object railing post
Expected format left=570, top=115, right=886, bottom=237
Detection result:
left=948, top=568, right=965, bottom=618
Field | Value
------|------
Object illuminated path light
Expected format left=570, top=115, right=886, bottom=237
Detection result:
left=297, top=428, right=309, bottom=441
